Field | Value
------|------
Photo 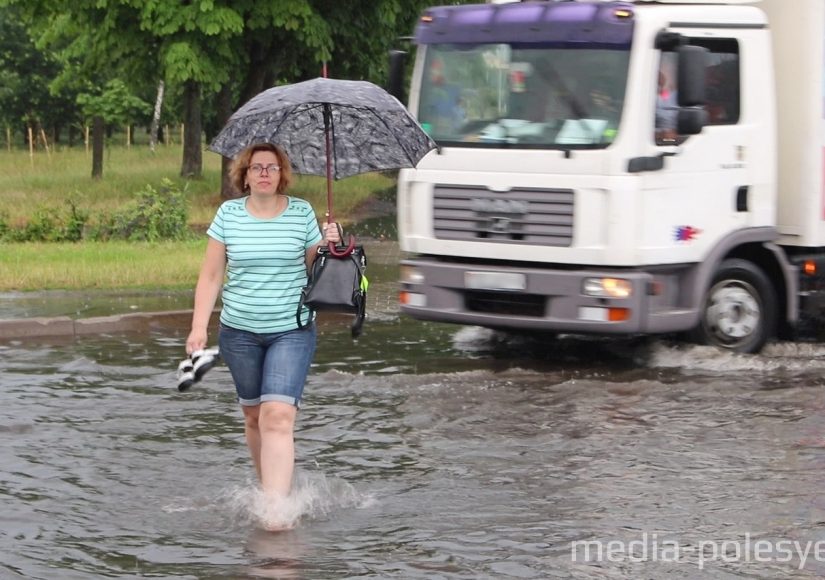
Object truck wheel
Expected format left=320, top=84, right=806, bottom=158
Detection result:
left=691, top=259, right=777, bottom=353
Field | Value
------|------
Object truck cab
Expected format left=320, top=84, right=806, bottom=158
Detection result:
left=394, top=0, right=825, bottom=353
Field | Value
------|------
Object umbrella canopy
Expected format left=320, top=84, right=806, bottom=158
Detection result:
left=209, top=77, right=436, bottom=181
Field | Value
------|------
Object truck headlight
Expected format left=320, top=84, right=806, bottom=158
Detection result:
left=400, top=265, right=425, bottom=284
left=583, top=277, right=632, bottom=298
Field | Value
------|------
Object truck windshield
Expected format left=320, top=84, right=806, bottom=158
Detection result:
left=418, top=43, right=630, bottom=149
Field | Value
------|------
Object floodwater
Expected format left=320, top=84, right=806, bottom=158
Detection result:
left=3, top=242, right=825, bottom=578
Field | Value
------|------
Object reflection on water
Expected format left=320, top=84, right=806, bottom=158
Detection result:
left=3, top=320, right=825, bottom=578
left=0, top=289, right=195, bottom=320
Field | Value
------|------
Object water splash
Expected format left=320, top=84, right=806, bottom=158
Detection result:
left=223, top=471, right=373, bottom=530
left=650, top=341, right=825, bottom=374
left=451, top=326, right=498, bottom=351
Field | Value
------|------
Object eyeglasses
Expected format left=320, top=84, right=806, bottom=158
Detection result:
left=248, top=163, right=281, bottom=175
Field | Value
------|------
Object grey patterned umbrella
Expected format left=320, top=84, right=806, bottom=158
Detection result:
left=209, top=77, right=436, bottom=222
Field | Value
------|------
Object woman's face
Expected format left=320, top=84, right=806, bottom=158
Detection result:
left=246, top=150, right=282, bottom=195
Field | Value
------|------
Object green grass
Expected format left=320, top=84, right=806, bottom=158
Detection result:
left=0, top=240, right=208, bottom=291
left=0, top=145, right=396, bottom=292
left=0, top=146, right=215, bottom=227
left=0, top=145, right=393, bottom=228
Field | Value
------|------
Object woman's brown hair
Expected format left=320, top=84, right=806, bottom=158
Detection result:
left=228, top=143, right=293, bottom=196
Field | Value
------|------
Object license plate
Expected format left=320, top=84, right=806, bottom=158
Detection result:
left=464, top=271, right=526, bottom=291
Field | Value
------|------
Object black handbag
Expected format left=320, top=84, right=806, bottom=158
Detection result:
left=297, top=239, right=368, bottom=337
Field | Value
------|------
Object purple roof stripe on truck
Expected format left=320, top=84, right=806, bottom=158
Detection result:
left=415, top=1, right=635, bottom=47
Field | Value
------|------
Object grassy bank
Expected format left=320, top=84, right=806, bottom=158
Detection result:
left=0, top=146, right=396, bottom=292
left=1, top=240, right=208, bottom=291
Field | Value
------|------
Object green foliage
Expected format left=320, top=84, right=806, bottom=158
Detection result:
left=91, top=178, right=191, bottom=242
left=0, top=0, right=436, bottom=134
left=62, top=199, right=89, bottom=241
left=0, top=4, right=80, bottom=133
left=76, top=79, right=151, bottom=125
left=20, top=207, right=62, bottom=242
left=1, top=199, right=89, bottom=242
left=0, top=0, right=441, bottom=176
left=322, top=0, right=430, bottom=82
left=1, top=179, right=191, bottom=243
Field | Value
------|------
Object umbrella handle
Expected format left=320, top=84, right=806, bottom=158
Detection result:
left=328, top=235, right=356, bottom=258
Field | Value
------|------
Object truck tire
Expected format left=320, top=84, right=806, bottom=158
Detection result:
left=690, top=259, right=777, bottom=353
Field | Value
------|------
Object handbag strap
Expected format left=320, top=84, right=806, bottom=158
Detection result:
left=296, top=288, right=311, bottom=329
left=350, top=251, right=368, bottom=338
left=350, top=290, right=366, bottom=338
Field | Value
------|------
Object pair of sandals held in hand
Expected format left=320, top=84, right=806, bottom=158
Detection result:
left=176, top=347, right=220, bottom=392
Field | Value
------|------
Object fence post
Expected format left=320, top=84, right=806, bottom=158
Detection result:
left=27, top=126, right=34, bottom=166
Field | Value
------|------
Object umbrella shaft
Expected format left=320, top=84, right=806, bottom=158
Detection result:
left=324, top=104, right=334, bottom=222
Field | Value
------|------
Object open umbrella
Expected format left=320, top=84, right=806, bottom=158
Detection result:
left=209, top=77, right=436, bottom=246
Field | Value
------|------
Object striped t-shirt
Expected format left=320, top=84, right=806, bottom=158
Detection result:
left=207, top=196, right=323, bottom=333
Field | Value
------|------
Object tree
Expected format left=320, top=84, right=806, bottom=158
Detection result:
left=144, top=4, right=244, bottom=177
left=1, top=0, right=449, bottom=184
left=148, top=80, right=165, bottom=152
left=207, top=0, right=435, bottom=198
left=76, top=80, right=150, bottom=178
left=0, top=4, right=79, bottom=148
left=2, top=0, right=243, bottom=177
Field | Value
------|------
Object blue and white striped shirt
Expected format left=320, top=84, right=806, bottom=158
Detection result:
left=207, top=196, right=323, bottom=333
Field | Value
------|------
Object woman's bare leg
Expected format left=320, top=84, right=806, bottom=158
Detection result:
left=241, top=404, right=263, bottom=481
left=257, top=401, right=297, bottom=496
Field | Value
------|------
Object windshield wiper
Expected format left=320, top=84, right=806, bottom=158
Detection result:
left=540, top=62, right=602, bottom=143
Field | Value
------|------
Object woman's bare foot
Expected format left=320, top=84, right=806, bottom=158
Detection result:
left=261, top=517, right=297, bottom=533
left=257, top=490, right=299, bottom=532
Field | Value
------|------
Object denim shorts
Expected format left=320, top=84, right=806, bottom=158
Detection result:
left=218, top=323, right=317, bottom=408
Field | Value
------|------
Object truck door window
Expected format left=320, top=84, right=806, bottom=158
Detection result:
left=655, top=38, right=740, bottom=144
left=701, top=38, right=740, bottom=126
left=655, top=52, right=679, bottom=143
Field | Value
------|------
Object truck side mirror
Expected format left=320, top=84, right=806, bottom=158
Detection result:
left=677, top=108, right=708, bottom=136
left=677, top=45, right=708, bottom=107
left=387, top=50, right=407, bottom=104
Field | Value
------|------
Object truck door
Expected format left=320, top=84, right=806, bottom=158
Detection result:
left=640, top=37, right=749, bottom=261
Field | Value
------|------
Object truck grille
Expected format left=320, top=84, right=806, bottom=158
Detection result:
left=465, top=291, right=546, bottom=317
left=433, top=185, right=574, bottom=246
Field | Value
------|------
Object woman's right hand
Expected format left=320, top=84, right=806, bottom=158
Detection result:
left=322, top=222, right=342, bottom=244
left=186, top=328, right=208, bottom=355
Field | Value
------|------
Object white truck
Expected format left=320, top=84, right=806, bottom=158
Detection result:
left=390, top=0, right=825, bottom=353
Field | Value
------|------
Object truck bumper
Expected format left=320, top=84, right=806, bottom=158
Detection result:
left=399, top=258, right=698, bottom=334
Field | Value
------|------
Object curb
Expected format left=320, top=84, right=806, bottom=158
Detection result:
left=0, top=309, right=360, bottom=341
left=0, top=310, right=196, bottom=340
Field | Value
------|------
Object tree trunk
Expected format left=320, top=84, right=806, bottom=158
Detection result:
left=149, top=80, right=165, bottom=152
left=239, top=39, right=272, bottom=107
left=216, top=84, right=234, bottom=199
left=180, top=80, right=202, bottom=178
left=91, top=116, right=104, bottom=179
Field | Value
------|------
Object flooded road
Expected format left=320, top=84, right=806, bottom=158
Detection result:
left=3, top=242, right=825, bottom=578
